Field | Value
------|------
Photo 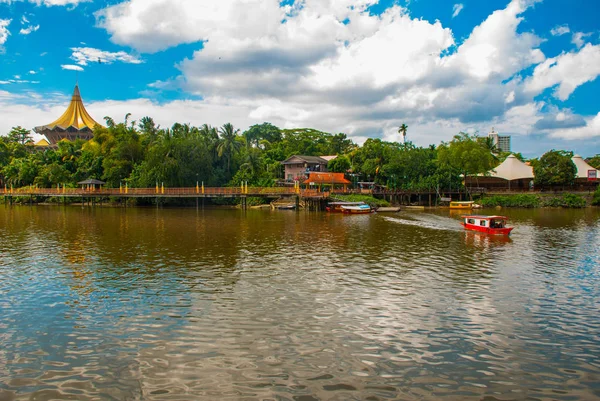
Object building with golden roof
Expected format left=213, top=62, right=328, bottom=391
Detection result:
left=34, top=85, right=102, bottom=145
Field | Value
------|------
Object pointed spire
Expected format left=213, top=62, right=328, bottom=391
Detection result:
left=35, top=85, right=101, bottom=132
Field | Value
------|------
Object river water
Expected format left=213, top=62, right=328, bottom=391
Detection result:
left=0, top=205, right=599, bottom=400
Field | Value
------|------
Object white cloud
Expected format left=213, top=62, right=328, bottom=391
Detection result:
left=69, top=47, right=143, bottom=66
left=61, top=64, right=84, bottom=71
left=571, top=31, right=592, bottom=49
left=445, top=0, right=544, bottom=81
left=0, top=18, right=11, bottom=49
left=452, top=4, right=464, bottom=18
left=525, top=43, right=600, bottom=100
left=549, top=113, right=600, bottom=139
left=19, top=24, right=39, bottom=35
left=550, top=24, right=570, bottom=36
left=90, top=0, right=554, bottom=144
left=0, top=0, right=88, bottom=6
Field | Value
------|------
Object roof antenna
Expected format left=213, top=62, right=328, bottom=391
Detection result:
left=76, top=70, right=79, bottom=86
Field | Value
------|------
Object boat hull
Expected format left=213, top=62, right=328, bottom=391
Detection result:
left=461, top=223, right=513, bottom=235
left=341, top=208, right=372, bottom=214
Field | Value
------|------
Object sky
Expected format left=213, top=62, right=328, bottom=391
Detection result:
left=0, top=0, right=599, bottom=158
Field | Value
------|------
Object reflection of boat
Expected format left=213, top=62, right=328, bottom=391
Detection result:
left=450, top=201, right=474, bottom=209
left=461, top=215, right=513, bottom=235
left=326, top=202, right=372, bottom=214
left=464, top=230, right=512, bottom=247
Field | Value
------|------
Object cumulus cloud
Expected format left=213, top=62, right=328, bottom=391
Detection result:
left=571, top=31, right=592, bottom=49
left=0, top=0, right=88, bottom=6
left=548, top=113, right=600, bottom=139
left=550, top=24, right=570, bottom=36
left=69, top=47, right=143, bottom=66
left=525, top=43, right=600, bottom=100
left=88, top=0, right=558, bottom=145
left=533, top=107, right=587, bottom=130
left=0, top=19, right=11, bottom=49
left=452, top=4, right=464, bottom=18
left=61, top=64, right=84, bottom=71
left=19, top=24, right=39, bottom=35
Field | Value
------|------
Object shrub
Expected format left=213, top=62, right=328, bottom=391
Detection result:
left=541, top=194, right=586, bottom=208
left=562, top=193, right=586, bottom=208
left=479, top=194, right=540, bottom=208
left=593, top=187, right=600, bottom=206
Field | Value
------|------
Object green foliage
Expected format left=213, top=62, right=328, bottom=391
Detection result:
left=592, top=187, right=600, bottom=206
left=586, top=155, right=600, bottom=170
left=0, top=117, right=595, bottom=213
left=7, top=126, right=33, bottom=145
left=479, top=194, right=541, bottom=208
left=542, top=194, right=586, bottom=208
left=332, top=194, right=390, bottom=207
left=437, top=132, right=497, bottom=178
left=328, top=155, right=351, bottom=173
left=533, top=150, right=577, bottom=189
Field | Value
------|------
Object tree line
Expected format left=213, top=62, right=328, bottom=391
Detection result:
left=1, top=118, right=598, bottom=191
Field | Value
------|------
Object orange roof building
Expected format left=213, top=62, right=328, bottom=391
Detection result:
left=34, top=85, right=102, bottom=145
left=303, top=172, right=351, bottom=185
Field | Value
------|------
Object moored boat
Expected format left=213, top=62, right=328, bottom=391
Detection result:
left=449, top=201, right=474, bottom=209
left=326, top=201, right=366, bottom=213
left=461, top=215, right=513, bottom=235
left=340, top=203, right=372, bottom=214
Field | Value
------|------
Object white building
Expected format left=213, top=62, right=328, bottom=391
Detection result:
left=488, top=128, right=511, bottom=153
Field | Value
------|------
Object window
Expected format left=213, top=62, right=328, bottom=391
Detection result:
left=480, top=220, right=486, bottom=226
left=467, top=218, right=475, bottom=224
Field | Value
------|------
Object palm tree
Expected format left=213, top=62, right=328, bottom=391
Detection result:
left=398, top=124, right=408, bottom=143
left=217, top=123, right=242, bottom=175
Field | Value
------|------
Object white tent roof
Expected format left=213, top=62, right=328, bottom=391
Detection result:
left=572, top=155, right=600, bottom=178
left=489, top=154, right=534, bottom=181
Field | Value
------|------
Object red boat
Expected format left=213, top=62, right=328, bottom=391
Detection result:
left=461, top=215, right=513, bottom=235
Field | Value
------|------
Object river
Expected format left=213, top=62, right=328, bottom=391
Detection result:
left=1, top=205, right=599, bottom=400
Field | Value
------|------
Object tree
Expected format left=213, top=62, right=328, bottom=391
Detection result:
left=437, top=132, right=497, bottom=194
left=328, top=155, right=351, bottom=173
left=7, top=126, right=33, bottom=145
left=217, top=123, right=243, bottom=176
left=533, top=150, right=577, bottom=189
left=587, top=155, right=600, bottom=170
left=398, top=124, right=408, bottom=143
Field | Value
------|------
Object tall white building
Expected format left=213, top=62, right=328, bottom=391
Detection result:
left=488, top=128, right=511, bottom=153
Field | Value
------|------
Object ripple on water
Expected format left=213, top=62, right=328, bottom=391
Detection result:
left=0, top=207, right=600, bottom=400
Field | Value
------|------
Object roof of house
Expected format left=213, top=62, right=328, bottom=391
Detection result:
left=488, top=154, right=534, bottom=180
left=572, top=155, right=600, bottom=178
left=34, top=85, right=102, bottom=133
left=303, top=172, right=351, bottom=185
left=34, top=139, right=50, bottom=147
left=281, top=155, right=329, bottom=165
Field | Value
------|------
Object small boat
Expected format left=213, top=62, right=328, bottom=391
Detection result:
left=276, top=204, right=296, bottom=210
left=461, top=215, right=513, bottom=235
left=449, top=201, right=474, bottom=209
left=326, top=202, right=367, bottom=213
left=341, top=203, right=372, bottom=214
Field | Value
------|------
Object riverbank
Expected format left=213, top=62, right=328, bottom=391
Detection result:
left=475, top=192, right=598, bottom=208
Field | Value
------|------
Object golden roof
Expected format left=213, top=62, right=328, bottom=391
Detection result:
left=34, top=138, right=50, bottom=147
left=35, top=85, right=101, bottom=132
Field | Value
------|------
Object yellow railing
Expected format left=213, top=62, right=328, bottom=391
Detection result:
left=0, top=186, right=333, bottom=198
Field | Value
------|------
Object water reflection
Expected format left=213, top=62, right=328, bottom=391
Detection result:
left=0, top=206, right=599, bottom=400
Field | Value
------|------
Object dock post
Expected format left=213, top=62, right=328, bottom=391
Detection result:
left=295, top=196, right=300, bottom=211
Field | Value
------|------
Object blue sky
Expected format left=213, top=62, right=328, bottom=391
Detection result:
left=0, top=0, right=599, bottom=157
